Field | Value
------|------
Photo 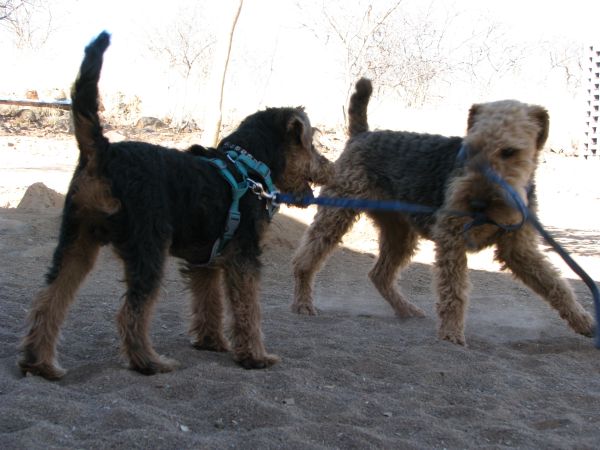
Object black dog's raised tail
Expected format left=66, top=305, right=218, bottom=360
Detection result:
left=347, top=77, right=373, bottom=137
left=71, top=31, right=111, bottom=160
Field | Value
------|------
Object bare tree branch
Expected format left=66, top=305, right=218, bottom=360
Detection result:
left=297, top=0, right=535, bottom=111
left=546, top=39, right=583, bottom=95
left=148, top=15, right=215, bottom=81
left=0, top=0, right=53, bottom=49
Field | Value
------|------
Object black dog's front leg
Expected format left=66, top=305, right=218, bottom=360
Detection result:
left=223, top=254, right=279, bottom=369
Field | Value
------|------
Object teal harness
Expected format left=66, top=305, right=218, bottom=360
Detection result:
left=198, top=143, right=279, bottom=264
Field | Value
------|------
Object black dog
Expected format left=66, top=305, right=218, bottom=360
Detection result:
left=19, top=31, right=333, bottom=380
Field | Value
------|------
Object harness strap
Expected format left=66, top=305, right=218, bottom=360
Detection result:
left=223, top=143, right=279, bottom=218
left=201, top=158, right=248, bottom=262
left=196, top=144, right=279, bottom=265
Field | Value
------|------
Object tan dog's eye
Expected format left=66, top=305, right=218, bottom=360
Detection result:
left=500, top=147, right=518, bottom=159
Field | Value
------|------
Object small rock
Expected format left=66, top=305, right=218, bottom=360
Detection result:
left=25, top=89, right=39, bottom=100
left=45, top=88, right=67, bottom=101
left=135, top=117, right=167, bottom=130
left=105, top=130, right=126, bottom=142
left=53, top=117, right=73, bottom=133
left=16, top=109, right=38, bottom=124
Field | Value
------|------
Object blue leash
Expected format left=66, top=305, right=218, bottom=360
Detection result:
left=275, top=192, right=439, bottom=215
left=274, top=171, right=600, bottom=348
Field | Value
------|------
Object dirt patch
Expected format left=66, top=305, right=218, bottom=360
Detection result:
left=0, top=131, right=599, bottom=449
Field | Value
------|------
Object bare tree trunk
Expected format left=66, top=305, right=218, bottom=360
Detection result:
left=205, top=0, right=244, bottom=147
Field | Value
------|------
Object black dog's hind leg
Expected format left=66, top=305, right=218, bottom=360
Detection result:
left=116, top=233, right=178, bottom=375
left=223, top=251, right=279, bottom=369
left=19, top=203, right=101, bottom=379
left=185, top=266, right=230, bottom=352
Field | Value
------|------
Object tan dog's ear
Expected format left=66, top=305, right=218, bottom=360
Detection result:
left=529, top=105, right=549, bottom=150
left=467, top=104, right=481, bottom=132
left=287, top=114, right=312, bottom=150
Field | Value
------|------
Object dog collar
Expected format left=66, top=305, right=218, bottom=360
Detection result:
left=222, top=142, right=279, bottom=218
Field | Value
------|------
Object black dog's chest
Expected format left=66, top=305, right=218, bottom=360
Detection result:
left=169, top=240, right=215, bottom=265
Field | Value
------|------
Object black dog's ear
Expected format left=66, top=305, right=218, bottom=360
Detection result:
left=467, top=104, right=481, bottom=132
left=529, top=105, right=549, bottom=150
left=287, top=114, right=312, bottom=150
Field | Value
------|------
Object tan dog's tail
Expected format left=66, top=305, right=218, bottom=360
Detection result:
left=71, top=31, right=111, bottom=162
left=347, top=78, right=373, bottom=137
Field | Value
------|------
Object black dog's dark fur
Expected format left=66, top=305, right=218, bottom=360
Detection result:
left=19, top=31, right=332, bottom=379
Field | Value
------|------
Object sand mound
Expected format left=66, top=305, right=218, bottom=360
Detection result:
left=17, top=182, right=65, bottom=210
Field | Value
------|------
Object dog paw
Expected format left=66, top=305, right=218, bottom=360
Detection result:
left=291, top=302, right=317, bottom=316
left=132, top=355, right=179, bottom=376
left=395, top=304, right=426, bottom=318
left=18, top=359, right=66, bottom=380
left=235, top=353, right=280, bottom=370
left=438, top=328, right=467, bottom=346
left=568, top=311, right=595, bottom=337
left=192, top=335, right=230, bottom=352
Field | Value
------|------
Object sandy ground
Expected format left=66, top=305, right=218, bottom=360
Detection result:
left=1, top=130, right=599, bottom=449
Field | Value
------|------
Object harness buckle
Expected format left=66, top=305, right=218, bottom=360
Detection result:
left=246, top=177, right=280, bottom=218
left=247, top=177, right=278, bottom=200
left=246, top=178, right=264, bottom=197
